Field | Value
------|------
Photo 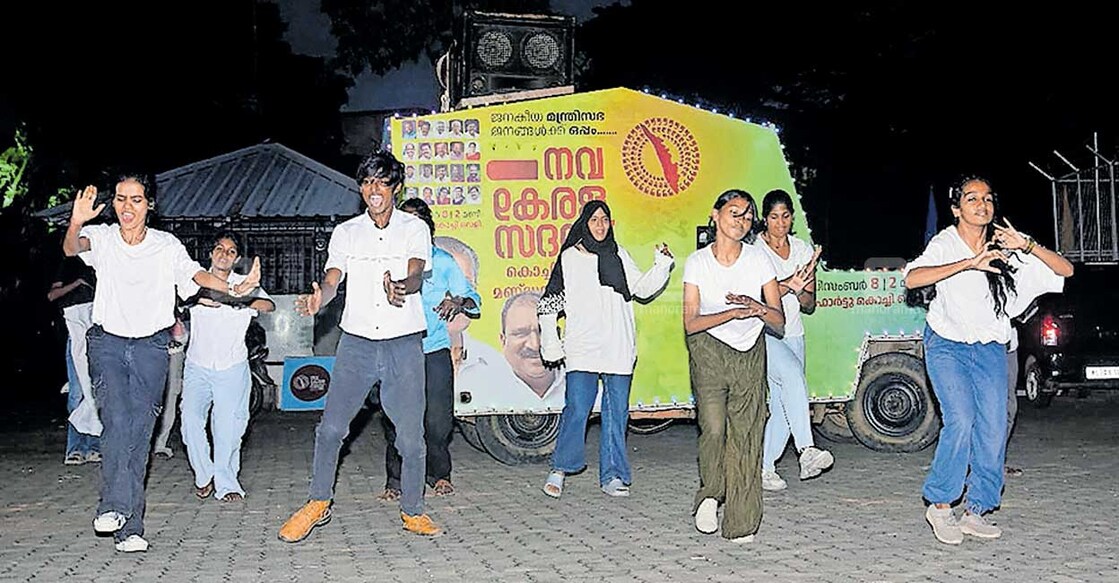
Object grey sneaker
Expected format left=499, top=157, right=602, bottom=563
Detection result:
left=600, top=478, right=630, bottom=497
left=925, top=505, right=963, bottom=545
left=798, top=446, right=834, bottom=480
left=959, top=512, right=1002, bottom=539
left=93, top=511, right=126, bottom=534
left=694, top=498, right=718, bottom=534
left=761, top=469, right=788, bottom=491
left=114, top=534, right=149, bottom=552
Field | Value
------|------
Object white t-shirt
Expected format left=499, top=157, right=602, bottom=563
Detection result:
left=904, top=226, right=1065, bottom=345
left=325, top=210, right=432, bottom=341
left=683, top=243, right=777, bottom=351
left=753, top=236, right=814, bottom=338
left=79, top=224, right=201, bottom=338
left=540, top=246, right=673, bottom=375
left=186, top=273, right=273, bottom=371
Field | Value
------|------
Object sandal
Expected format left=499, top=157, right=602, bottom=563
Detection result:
left=194, top=480, right=214, bottom=499
left=542, top=470, right=564, bottom=499
left=600, top=477, right=630, bottom=497
left=220, top=492, right=244, bottom=502
left=376, top=488, right=401, bottom=502
left=431, top=479, right=455, bottom=496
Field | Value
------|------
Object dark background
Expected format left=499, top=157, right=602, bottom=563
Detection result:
left=2, top=1, right=1115, bottom=418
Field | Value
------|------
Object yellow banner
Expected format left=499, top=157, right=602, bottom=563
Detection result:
left=392, top=88, right=796, bottom=414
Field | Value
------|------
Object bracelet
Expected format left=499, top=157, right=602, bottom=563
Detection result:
left=1023, top=237, right=1036, bottom=255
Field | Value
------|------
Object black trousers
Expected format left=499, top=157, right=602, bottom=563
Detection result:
left=382, top=348, right=454, bottom=488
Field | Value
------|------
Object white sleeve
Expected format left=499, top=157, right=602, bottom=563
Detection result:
left=324, top=227, right=348, bottom=281
left=170, top=239, right=203, bottom=299
left=903, top=235, right=949, bottom=278
left=406, top=220, right=433, bottom=265
left=77, top=224, right=104, bottom=268
left=620, top=247, right=673, bottom=300
left=539, top=312, right=565, bottom=362
left=682, top=252, right=703, bottom=287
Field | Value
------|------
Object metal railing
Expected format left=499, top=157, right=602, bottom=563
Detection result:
left=1030, top=133, right=1118, bottom=264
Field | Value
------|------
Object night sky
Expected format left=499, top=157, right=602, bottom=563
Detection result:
left=2, top=1, right=1116, bottom=407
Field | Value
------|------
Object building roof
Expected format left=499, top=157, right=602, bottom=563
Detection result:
left=36, top=142, right=361, bottom=223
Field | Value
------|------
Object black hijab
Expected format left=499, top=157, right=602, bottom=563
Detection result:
left=538, top=200, right=631, bottom=317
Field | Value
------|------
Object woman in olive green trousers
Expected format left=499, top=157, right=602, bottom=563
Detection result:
left=681, top=189, right=785, bottom=542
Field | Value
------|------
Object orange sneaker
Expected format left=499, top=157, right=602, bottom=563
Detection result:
left=278, top=500, right=332, bottom=543
left=401, top=512, right=442, bottom=536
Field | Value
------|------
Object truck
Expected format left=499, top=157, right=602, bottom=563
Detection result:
left=388, top=87, right=936, bottom=464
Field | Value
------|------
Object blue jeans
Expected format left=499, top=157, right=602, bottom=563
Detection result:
left=922, top=326, right=1007, bottom=514
left=551, top=370, right=632, bottom=486
left=762, top=335, right=814, bottom=471
left=65, top=338, right=100, bottom=457
left=309, top=332, right=427, bottom=516
left=87, top=325, right=171, bottom=541
left=181, top=360, right=251, bottom=498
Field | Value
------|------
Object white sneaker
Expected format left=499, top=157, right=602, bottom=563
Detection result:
left=761, top=469, right=788, bottom=491
left=959, top=512, right=1002, bottom=539
left=925, top=505, right=963, bottom=545
left=730, top=534, right=755, bottom=544
left=694, top=498, right=718, bottom=534
left=93, top=512, right=126, bottom=534
left=798, top=446, right=834, bottom=480
left=114, top=534, right=149, bottom=552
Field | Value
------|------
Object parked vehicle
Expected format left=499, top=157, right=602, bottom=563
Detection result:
left=390, top=88, right=936, bottom=464
left=1015, top=264, right=1119, bottom=407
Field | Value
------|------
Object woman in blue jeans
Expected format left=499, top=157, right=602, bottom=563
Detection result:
left=538, top=200, right=674, bottom=498
left=904, top=176, right=1072, bottom=545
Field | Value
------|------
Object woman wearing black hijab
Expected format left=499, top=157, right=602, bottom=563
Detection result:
left=538, top=200, right=674, bottom=498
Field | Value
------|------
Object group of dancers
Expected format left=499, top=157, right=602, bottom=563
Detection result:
left=62, top=148, right=1070, bottom=551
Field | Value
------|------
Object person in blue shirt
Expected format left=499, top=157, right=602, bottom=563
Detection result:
left=378, top=198, right=481, bottom=498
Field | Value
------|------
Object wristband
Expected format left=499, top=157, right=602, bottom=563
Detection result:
left=1024, top=237, right=1036, bottom=255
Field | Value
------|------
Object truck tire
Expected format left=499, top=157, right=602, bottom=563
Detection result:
left=1022, top=355, right=1053, bottom=408
left=456, top=419, right=488, bottom=453
left=474, top=413, right=560, bottom=465
left=847, top=353, right=940, bottom=453
left=813, top=410, right=856, bottom=444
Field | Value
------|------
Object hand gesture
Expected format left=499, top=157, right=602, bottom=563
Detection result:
left=232, top=257, right=261, bottom=296
left=655, top=242, right=674, bottom=259
left=993, top=219, right=1029, bottom=251
left=434, top=291, right=465, bottom=321
left=70, top=185, right=105, bottom=227
left=726, top=292, right=769, bottom=318
left=969, top=247, right=1009, bottom=274
left=384, top=271, right=406, bottom=307
left=296, top=281, right=323, bottom=316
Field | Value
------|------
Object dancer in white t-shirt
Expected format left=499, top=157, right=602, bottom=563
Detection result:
left=63, top=173, right=261, bottom=553
left=753, top=189, right=833, bottom=491
left=684, top=189, right=785, bottom=543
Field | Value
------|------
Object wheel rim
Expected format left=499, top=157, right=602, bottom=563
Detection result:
left=862, top=373, right=925, bottom=438
left=1025, top=367, right=1040, bottom=401
left=496, top=414, right=560, bottom=450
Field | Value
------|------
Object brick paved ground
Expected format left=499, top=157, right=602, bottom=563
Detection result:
left=2, top=393, right=1117, bottom=582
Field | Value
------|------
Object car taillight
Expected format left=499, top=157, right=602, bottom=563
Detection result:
left=1041, top=314, right=1060, bottom=346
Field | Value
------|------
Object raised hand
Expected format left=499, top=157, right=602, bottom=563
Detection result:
left=655, top=242, right=673, bottom=259
left=296, top=281, right=323, bottom=316
left=993, top=219, right=1029, bottom=251
left=233, top=257, right=262, bottom=296
left=384, top=271, right=407, bottom=307
left=70, top=186, right=105, bottom=226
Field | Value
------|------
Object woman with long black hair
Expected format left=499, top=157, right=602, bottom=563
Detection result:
left=904, top=176, right=1072, bottom=545
left=683, top=189, right=785, bottom=542
left=538, top=200, right=674, bottom=499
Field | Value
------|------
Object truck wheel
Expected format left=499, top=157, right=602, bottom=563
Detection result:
left=1022, top=355, right=1053, bottom=408
left=474, top=413, right=560, bottom=465
left=813, top=410, right=856, bottom=444
left=455, top=419, right=488, bottom=453
left=847, top=353, right=940, bottom=453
